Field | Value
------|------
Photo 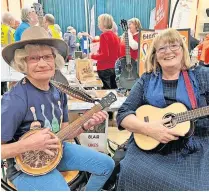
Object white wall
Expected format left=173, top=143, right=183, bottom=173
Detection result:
left=169, top=0, right=198, bottom=32
left=1, top=0, right=38, bottom=21
left=8, top=0, right=21, bottom=20
left=23, top=0, right=38, bottom=7
left=195, top=0, right=209, bottom=39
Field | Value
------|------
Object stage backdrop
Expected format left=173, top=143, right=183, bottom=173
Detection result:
left=138, top=28, right=190, bottom=76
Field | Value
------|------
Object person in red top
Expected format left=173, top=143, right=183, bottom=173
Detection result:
left=119, top=18, right=142, bottom=60
left=197, top=34, right=209, bottom=66
left=115, top=18, right=142, bottom=92
left=89, top=14, right=120, bottom=89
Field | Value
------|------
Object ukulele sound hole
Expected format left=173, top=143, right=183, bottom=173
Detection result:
left=162, top=113, right=177, bottom=128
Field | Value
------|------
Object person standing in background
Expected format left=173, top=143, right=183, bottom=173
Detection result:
left=115, top=18, right=141, bottom=91
left=15, top=7, right=38, bottom=41
left=43, top=14, right=62, bottom=39
left=1, top=12, right=16, bottom=46
left=64, top=26, right=77, bottom=60
left=119, top=18, right=141, bottom=60
left=89, top=14, right=120, bottom=89
left=1, top=12, right=16, bottom=95
left=78, top=32, right=92, bottom=55
left=197, top=34, right=209, bottom=66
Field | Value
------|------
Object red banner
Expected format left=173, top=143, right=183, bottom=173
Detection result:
left=154, top=0, right=170, bottom=29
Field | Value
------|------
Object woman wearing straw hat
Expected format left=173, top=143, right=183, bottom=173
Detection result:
left=1, top=26, right=114, bottom=191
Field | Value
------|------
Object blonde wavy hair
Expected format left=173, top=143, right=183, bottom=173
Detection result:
left=11, top=44, right=65, bottom=74
left=128, top=18, right=142, bottom=31
left=98, top=14, right=114, bottom=30
left=145, top=28, right=192, bottom=73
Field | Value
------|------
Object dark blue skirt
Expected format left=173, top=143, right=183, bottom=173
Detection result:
left=117, top=135, right=209, bottom=191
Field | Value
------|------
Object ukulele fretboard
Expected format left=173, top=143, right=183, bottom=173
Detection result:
left=176, top=106, right=209, bottom=123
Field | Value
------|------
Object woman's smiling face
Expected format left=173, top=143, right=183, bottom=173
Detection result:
left=25, top=46, right=56, bottom=81
left=155, top=41, right=183, bottom=70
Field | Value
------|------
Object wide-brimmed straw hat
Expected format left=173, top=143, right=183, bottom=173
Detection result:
left=2, top=26, right=69, bottom=66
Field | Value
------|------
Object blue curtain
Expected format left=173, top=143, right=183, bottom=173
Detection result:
left=40, top=0, right=87, bottom=34
left=105, top=0, right=156, bottom=35
left=40, top=0, right=156, bottom=36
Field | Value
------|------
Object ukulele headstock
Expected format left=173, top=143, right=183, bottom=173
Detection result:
left=99, top=92, right=117, bottom=109
left=120, top=19, right=128, bottom=32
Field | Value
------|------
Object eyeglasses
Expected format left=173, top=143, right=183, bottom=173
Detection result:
left=156, top=44, right=182, bottom=54
left=25, top=54, right=55, bottom=64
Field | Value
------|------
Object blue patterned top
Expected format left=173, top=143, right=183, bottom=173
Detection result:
left=1, top=78, right=68, bottom=181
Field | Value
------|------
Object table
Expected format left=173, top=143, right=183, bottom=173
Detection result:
left=1, top=56, right=24, bottom=82
left=68, top=90, right=126, bottom=113
left=79, top=78, right=103, bottom=88
left=1, top=72, right=24, bottom=82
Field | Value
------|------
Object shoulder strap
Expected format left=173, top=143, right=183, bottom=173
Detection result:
left=142, top=73, right=152, bottom=104
left=182, top=70, right=197, bottom=109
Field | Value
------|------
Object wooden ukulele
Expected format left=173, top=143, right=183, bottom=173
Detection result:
left=134, top=103, right=209, bottom=151
left=15, top=82, right=117, bottom=176
left=118, top=19, right=139, bottom=89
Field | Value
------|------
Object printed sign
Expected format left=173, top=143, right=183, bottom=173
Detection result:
left=154, top=0, right=170, bottom=29
left=138, top=29, right=158, bottom=76
left=79, top=118, right=109, bottom=153
left=75, top=59, right=94, bottom=81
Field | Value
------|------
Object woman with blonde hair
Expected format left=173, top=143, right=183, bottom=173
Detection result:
left=89, top=13, right=120, bottom=89
left=116, top=28, right=209, bottom=190
left=119, top=17, right=142, bottom=60
left=115, top=18, right=142, bottom=91
left=1, top=26, right=115, bottom=191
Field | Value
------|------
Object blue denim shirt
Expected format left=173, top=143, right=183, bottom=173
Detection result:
left=14, top=22, right=30, bottom=41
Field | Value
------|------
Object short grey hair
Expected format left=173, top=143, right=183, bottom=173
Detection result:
left=11, top=44, right=65, bottom=74
left=2, top=12, right=15, bottom=24
left=45, top=14, right=55, bottom=25
left=67, top=26, right=74, bottom=32
left=21, top=7, right=34, bottom=22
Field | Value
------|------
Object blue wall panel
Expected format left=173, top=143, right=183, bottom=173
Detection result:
left=40, top=0, right=86, bottom=34
left=105, top=0, right=156, bottom=35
